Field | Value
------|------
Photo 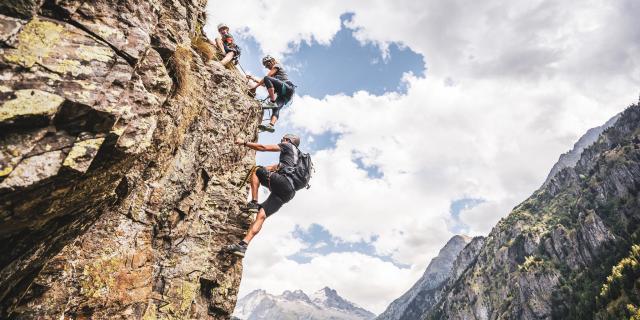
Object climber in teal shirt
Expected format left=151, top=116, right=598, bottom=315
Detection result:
left=247, top=55, right=295, bottom=133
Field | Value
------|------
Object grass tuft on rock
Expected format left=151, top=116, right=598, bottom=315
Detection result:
left=191, top=35, right=217, bottom=63
left=170, top=45, right=193, bottom=96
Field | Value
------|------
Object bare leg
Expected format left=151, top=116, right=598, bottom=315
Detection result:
left=270, top=115, right=277, bottom=126
left=220, top=51, right=235, bottom=65
left=267, top=87, right=276, bottom=102
left=215, top=38, right=225, bottom=54
left=250, top=169, right=259, bottom=201
left=243, top=209, right=267, bottom=244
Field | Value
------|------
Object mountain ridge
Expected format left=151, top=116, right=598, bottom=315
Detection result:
left=376, top=101, right=639, bottom=319
left=426, top=103, right=640, bottom=319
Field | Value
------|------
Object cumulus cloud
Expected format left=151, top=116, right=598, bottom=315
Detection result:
left=281, top=73, right=625, bottom=261
left=205, top=1, right=348, bottom=58
left=208, top=0, right=639, bottom=313
left=208, top=0, right=639, bottom=84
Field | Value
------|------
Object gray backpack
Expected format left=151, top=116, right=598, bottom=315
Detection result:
left=282, top=145, right=314, bottom=190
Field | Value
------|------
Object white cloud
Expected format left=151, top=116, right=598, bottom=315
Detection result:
left=205, top=1, right=349, bottom=58
left=209, top=0, right=639, bottom=314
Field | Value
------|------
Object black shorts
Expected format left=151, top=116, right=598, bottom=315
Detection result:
left=256, top=167, right=295, bottom=217
left=223, top=44, right=240, bottom=61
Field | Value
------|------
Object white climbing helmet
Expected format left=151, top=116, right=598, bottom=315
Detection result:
left=282, top=134, right=300, bottom=147
left=217, top=23, right=229, bottom=31
left=262, top=55, right=275, bottom=66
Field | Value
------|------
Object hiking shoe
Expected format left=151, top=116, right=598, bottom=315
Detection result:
left=225, top=242, right=247, bottom=257
left=245, top=201, right=259, bottom=213
left=261, top=100, right=278, bottom=109
left=258, top=123, right=275, bottom=133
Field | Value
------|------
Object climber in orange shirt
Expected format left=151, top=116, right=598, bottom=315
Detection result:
left=213, top=23, right=241, bottom=66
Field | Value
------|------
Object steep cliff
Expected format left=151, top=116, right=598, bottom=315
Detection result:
left=425, top=102, right=640, bottom=319
left=0, top=1, right=260, bottom=318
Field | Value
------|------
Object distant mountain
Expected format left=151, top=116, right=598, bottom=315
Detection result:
left=375, top=235, right=472, bottom=320
left=233, top=287, right=376, bottom=320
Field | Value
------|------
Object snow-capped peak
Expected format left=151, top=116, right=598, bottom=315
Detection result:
left=233, top=287, right=376, bottom=320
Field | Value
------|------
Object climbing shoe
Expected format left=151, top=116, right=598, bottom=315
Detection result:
left=245, top=201, right=259, bottom=213
left=225, top=242, right=247, bottom=257
left=261, top=100, right=278, bottom=110
left=258, top=123, right=275, bottom=133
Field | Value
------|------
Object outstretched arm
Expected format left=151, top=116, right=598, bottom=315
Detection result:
left=247, top=66, right=279, bottom=89
left=247, top=75, right=263, bottom=88
left=235, top=138, right=281, bottom=152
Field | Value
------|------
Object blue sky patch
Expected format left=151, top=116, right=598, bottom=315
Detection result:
left=288, top=223, right=410, bottom=269
left=307, top=131, right=343, bottom=151
left=283, top=13, right=425, bottom=98
left=233, top=13, right=425, bottom=100
left=352, top=155, right=384, bottom=179
left=448, top=198, right=485, bottom=233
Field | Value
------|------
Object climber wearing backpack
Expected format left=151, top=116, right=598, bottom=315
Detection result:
left=225, top=133, right=312, bottom=257
left=213, top=23, right=241, bottom=66
left=246, top=55, right=295, bottom=133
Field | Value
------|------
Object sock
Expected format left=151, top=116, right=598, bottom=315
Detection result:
left=251, top=200, right=258, bottom=204
left=239, top=240, right=248, bottom=247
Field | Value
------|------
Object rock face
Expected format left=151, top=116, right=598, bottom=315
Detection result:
left=0, top=1, right=261, bottom=318
left=233, top=288, right=376, bottom=320
left=422, top=103, right=640, bottom=319
left=376, top=235, right=471, bottom=320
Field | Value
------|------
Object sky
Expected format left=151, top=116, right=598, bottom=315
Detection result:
left=206, top=0, right=640, bottom=314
